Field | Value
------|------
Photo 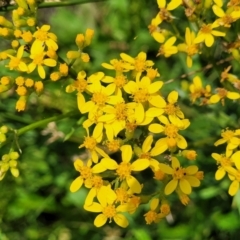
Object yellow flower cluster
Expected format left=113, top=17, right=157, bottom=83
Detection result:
left=1, top=0, right=240, bottom=229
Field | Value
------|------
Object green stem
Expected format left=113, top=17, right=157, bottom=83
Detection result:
left=17, top=110, right=78, bottom=136
left=0, top=0, right=108, bottom=12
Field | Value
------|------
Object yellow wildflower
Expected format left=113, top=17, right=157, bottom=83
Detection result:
left=84, top=186, right=131, bottom=228
left=178, top=27, right=199, bottom=67
left=157, top=37, right=178, bottom=57
left=194, top=22, right=226, bottom=47
left=209, top=88, right=240, bottom=105
left=98, top=145, right=150, bottom=193
left=79, top=125, right=109, bottom=163
left=160, top=157, right=200, bottom=195
left=149, top=115, right=190, bottom=154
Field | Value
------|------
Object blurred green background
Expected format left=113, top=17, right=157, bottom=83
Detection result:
left=1, top=0, right=240, bottom=239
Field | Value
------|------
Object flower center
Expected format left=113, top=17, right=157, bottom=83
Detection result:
left=134, top=59, right=145, bottom=72
left=154, top=169, right=165, bottom=180
left=79, top=165, right=92, bottom=179
left=221, top=129, right=234, bottom=140
left=113, top=59, right=125, bottom=72
left=140, top=152, right=151, bottom=160
left=102, top=204, right=117, bottom=221
left=159, top=8, right=171, bottom=21
left=164, top=124, right=178, bottom=138
left=83, top=136, right=97, bottom=150
left=144, top=210, right=158, bottom=224
left=216, top=88, right=227, bottom=98
left=115, top=103, right=127, bottom=120
left=133, top=89, right=149, bottom=103
left=74, top=79, right=87, bottom=92
left=105, top=139, right=121, bottom=152
left=91, top=175, right=103, bottom=189
left=115, top=188, right=129, bottom=204
left=34, top=29, right=48, bottom=41
left=116, top=162, right=132, bottom=180
left=187, top=45, right=198, bottom=56
left=165, top=103, right=178, bottom=115
left=219, top=156, right=232, bottom=167
left=173, top=167, right=185, bottom=180
left=114, top=75, right=127, bottom=88
left=91, top=92, right=108, bottom=106
left=32, top=53, right=44, bottom=65
left=201, top=24, right=212, bottom=34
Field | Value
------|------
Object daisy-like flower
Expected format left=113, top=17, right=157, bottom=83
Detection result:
left=101, top=74, right=128, bottom=96
left=149, top=115, right=190, bottom=154
left=178, top=27, right=199, bottom=67
left=144, top=198, right=165, bottom=224
left=134, top=135, right=161, bottom=170
left=70, top=158, right=106, bottom=193
left=160, top=157, right=200, bottom=195
left=80, top=77, right=122, bottom=114
left=212, top=0, right=240, bottom=28
left=98, top=145, right=150, bottom=193
left=98, top=101, right=135, bottom=140
left=123, top=76, right=165, bottom=123
left=6, top=45, right=28, bottom=72
left=164, top=91, right=184, bottom=122
left=214, top=129, right=240, bottom=157
left=84, top=186, right=130, bottom=228
left=194, top=22, right=226, bottom=47
left=101, top=59, right=132, bottom=75
left=209, top=88, right=240, bottom=105
left=157, top=37, right=178, bottom=57
left=211, top=151, right=239, bottom=180
left=79, top=125, right=109, bottom=163
left=28, top=46, right=57, bottom=79
left=120, top=52, right=154, bottom=80
left=32, top=25, right=58, bottom=52
left=155, top=0, right=182, bottom=24
left=189, top=76, right=212, bottom=104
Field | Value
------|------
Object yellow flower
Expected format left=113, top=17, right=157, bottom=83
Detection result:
left=98, top=101, right=135, bottom=140
left=79, top=75, right=121, bottom=114
left=99, top=145, right=150, bottom=193
left=84, top=186, right=130, bottom=228
left=160, top=157, right=200, bottom=195
left=6, top=45, right=28, bottom=72
left=212, top=151, right=239, bottom=180
left=209, top=88, right=240, bottom=105
left=155, top=0, right=182, bottom=24
left=134, top=135, right=161, bottom=170
left=70, top=159, right=105, bottom=193
left=102, top=59, right=132, bottom=74
left=148, top=17, right=162, bottom=35
left=32, top=25, right=58, bottom=52
left=164, top=91, right=184, bottom=122
left=79, top=125, right=109, bottom=163
left=149, top=115, right=190, bottom=154
left=157, top=37, right=178, bottom=57
left=189, top=76, right=212, bottom=104
left=212, top=0, right=240, bottom=27
left=124, top=76, right=164, bottom=123
left=120, top=52, right=154, bottom=80
left=214, top=129, right=240, bottom=156
left=178, top=27, right=199, bottom=67
left=144, top=198, right=164, bottom=224
left=28, top=47, right=57, bottom=79
left=194, top=22, right=226, bottom=47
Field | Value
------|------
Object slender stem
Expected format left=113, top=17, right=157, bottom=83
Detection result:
left=0, top=0, right=108, bottom=12
left=17, top=110, right=78, bottom=136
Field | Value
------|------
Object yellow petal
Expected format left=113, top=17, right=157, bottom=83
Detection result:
left=148, top=123, right=164, bottom=133
left=165, top=179, right=178, bottom=195
left=142, top=135, right=153, bottom=153
left=215, top=168, right=226, bottom=180
left=84, top=202, right=102, bottom=212
left=114, top=214, right=129, bottom=228
left=127, top=175, right=142, bottom=193
left=101, top=158, right=118, bottom=170
left=168, top=90, right=178, bottom=103
left=70, top=176, right=83, bottom=192
left=135, top=103, right=145, bottom=123
left=131, top=159, right=149, bottom=171
left=121, top=145, right=132, bottom=163
left=229, top=180, right=239, bottom=196
left=94, top=214, right=107, bottom=227
left=179, top=178, right=192, bottom=194
left=159, top=163, right=173, bottom=174
left=148, top=95, right=166, bottom=108
left=85, top=188, right=97, bottom=206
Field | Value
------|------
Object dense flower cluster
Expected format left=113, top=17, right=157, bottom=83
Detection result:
left=1, top=0, right=240, bottom=228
